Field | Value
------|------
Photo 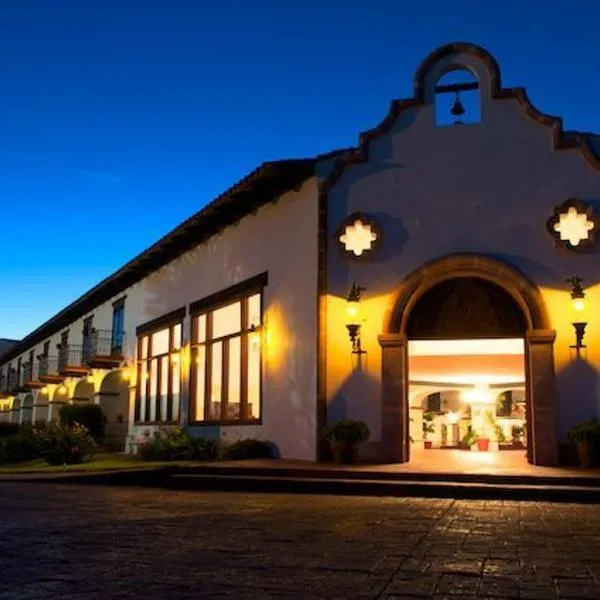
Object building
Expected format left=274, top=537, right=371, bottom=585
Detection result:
left=1, top=42, right=600, bottom=466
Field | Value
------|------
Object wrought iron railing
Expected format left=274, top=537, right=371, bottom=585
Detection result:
left=7, top=369, right=18, bottom=391
left=19, top=363, right=31, bottom=387
left=58, top=344, right=84, bottom=371
left=86, top=329, right=125, bottom=358
left=38, top=355, right=60, bottom=378
left=24, top=361, right=39, bottom=382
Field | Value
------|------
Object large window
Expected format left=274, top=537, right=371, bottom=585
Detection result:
left=190, top=282, right=264, bottom=424
left=111, top=298, right=125, bottom=353
left=135, top=321, right=182, bottom=424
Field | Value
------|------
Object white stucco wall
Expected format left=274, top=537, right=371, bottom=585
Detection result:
left=325, top=50, right=600, bottom=446
left=124, top=177, right=320, bottom=460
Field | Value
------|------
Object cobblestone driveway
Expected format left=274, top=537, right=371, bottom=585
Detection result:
left=1, top=484, right=600, bottom=599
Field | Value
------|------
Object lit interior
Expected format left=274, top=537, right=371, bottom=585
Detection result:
left=408, top=338, right=526, bottom=454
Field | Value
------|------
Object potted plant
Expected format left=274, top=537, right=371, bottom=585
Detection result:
left=493, top=422, right=512, bottom=450
left=422, top=412, right=435, bottom=449
left=511, top=425, right=524, bottom=449
left=325, top=419, right=370, bottom=464
left=567, top=418, right=600, bottom=468
left=458, top=426, right=477, bottom=450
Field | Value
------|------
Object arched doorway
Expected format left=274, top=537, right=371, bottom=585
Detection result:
left=35, top=389, right=50, bottom=423
left=98, top=370, right=129, bottom=451
left=378, top=254, right=557, bottom=466
left=10, top=397, right=21, bottom=424
left=21, top=394, right=34, bottom=424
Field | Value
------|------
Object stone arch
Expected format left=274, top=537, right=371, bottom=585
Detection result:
left=73, top=379, right=95, bottom=404
left=35, top=389, right=50, bottom=423
left=50, top=385, right=69, bottom=422
left=385, top=254, right=550, bottom=335
left=378, top=254, right=557, bottom=466
left=10, top=397, right=21, bottom=424
left=98, top=370, right=129, bottom=450
left=21, top=394, right=34, bottom=424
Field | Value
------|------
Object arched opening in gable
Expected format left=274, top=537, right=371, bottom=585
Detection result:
left=435, top=69, right=481, bottom=127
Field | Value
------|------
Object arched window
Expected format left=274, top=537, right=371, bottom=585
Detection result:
left=435, top=69, right=481, bottom=127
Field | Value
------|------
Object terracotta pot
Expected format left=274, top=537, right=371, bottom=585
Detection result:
left=424, top=441, right=433, bottom=449
left=576, top=440, right=592, bottom=468
left=331, top=442, right=359, bottom=464
left=477, top=437, right=490, bottom=452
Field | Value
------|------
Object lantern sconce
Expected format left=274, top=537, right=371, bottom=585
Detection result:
left=568, top=275, right=587, bottom=357
left=346, top=283, right=367, bottom=355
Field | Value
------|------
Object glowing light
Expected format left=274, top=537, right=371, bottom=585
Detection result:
left=58, top=385, right=67, bottom=395
left=573, top=298, right=585, bottom=312
left=446, top=411, right=460, bottom=424
left=171, top=352, right=180, bottom=365
left=554, top=206, right=594, bottom=246
left=462, top=386, right=494, bottom=405
left=86, top=375, right=94, bottom=383
left=339, top=220, right=377, bottom=256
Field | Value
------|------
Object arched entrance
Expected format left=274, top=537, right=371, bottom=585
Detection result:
left=378, top=254, right=558, bottom=466
left=21, top=394, right=34, bottom=424
left=97, top=370, right=129, bottom=451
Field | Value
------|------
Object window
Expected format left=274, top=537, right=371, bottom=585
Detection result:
left=111, top=299, right=125, bottom=353
left=82, top=316, right=93, bottom=359
left=190, top=278, right=265, bottom=424
left=58, top=330, right=69, bottom=370
left=135, top=321, right=182, bottom=424
left=425, top=392, right=441, bottom=413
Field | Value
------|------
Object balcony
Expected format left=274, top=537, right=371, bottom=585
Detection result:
left=58, top=344, right=89, bottom=377
left=83, top=329, right=125, bottom=369
left=12, top=365, right=31, bottom=393
left=7, top=370, right=19, bottom=394
left=38, top=356, right=65, bottom=384
left=24, top=361, right=45, bottom=390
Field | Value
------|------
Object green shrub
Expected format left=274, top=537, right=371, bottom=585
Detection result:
left=221, top=438, right=275, bottom=460
left=0, top=423, right=19, bottom=438
left=0, top=429, right=39, bottom=465
left=325, top=419, right=370, bottom=444
left=136, top=427, right=222, bottom=462
left=34, top=422, right=97, bottom=466
left=137, top=427, right=194, bottom=461
left=59, top=403, right=106, bottom=443
left=189, top=436, right=221, bottom=461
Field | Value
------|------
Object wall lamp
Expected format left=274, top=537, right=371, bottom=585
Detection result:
left=346, top=283, right=366, bottom=355
left=568, top=275, right=587, bottom=356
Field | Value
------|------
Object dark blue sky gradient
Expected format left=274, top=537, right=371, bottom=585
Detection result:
left=1, top=0, right=599, bottom=339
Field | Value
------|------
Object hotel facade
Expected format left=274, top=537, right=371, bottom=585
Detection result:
left=2, top=43, right=600, bottom=466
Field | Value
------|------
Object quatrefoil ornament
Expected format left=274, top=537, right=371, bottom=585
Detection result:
left=547, top=198, right=600, bottom=251
left=337, top=213, right=380, bottom=258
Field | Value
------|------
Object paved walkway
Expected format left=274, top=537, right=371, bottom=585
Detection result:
left=1, top=484, right=600, bottom=599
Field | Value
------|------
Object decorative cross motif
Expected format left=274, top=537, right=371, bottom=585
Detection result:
left=547, top=198, right=599, bottom=251
left=339, top=219, right=378, bottom=257
left=553, top=207, right=594, bottom=246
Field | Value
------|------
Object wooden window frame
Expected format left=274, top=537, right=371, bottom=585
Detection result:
left=134, top=308, right=185, bottom=426
left=188, top=274, right=267, bottom=427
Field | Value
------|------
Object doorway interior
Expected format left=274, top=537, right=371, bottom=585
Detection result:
left=408, top=338, right=527, bottom=464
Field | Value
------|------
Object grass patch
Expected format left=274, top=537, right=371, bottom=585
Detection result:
left=0, top=452, right=199, bottom=474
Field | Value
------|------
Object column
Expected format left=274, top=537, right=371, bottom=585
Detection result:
left=525, top=329, right=558, bottom=466
left=378, top=334, right=409, bottom=463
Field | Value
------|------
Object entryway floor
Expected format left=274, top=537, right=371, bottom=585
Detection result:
left=211, top=449, right=600, bottom=479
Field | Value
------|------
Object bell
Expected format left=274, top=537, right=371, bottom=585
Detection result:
left=451, top=91, right=465, bottom=118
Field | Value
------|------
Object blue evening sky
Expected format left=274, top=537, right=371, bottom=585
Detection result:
left=1, top=0, right=599, bottom=340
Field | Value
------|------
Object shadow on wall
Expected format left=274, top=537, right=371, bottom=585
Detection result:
left=329, top=365, right=380, bottom=428
left=556, top=357, right=600, bottom=439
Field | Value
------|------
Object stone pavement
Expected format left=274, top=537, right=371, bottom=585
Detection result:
left=1, top=484, right=600, bottom=599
